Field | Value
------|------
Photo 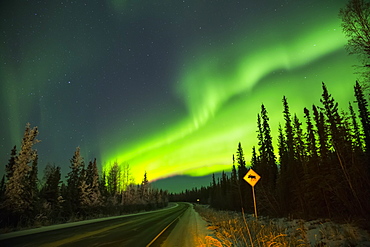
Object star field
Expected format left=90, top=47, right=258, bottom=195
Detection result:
left=0, top=0, right=359, bottom=190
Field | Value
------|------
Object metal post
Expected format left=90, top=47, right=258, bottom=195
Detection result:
left=252, top=185, right=257, bottom=218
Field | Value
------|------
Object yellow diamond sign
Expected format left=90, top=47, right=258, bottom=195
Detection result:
left=243, top=169, right=261, bottom=187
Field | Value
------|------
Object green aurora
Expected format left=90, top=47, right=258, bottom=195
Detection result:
left=101, top=1, right=358, bottom=182
left=0, top=0, right=360, bottom=187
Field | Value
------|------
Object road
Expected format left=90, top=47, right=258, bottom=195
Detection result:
left=0, top=202, right=189, bottom=247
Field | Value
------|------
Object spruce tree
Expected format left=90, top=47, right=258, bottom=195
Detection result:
left=99, top=170, right=108, bottom=201
left=107, top=161, right=121, bottom=200
left=6, top=146, right=17, bottom=181
left=4, top=123, right=39, bottom=216
left=27, top=154, right=39, bottom=216
left=0, top=175, right=5, bottom=202
left=349, top=102, right=363, bottom=151
left=303, top=108, right=318, bottom=160
left=354, top=81, right=370, bottom=158
left=282, top=96, right=295, bottom=162
left=260, top=104, right=277, bottom=191
left=255, top=104, right=278, bottom=215
left=41, top=164, right=61, bottom=214
left=312, top=105, right=330, bottom=162
left=276, top=123, right=289, bottom=215
left=230, top=159, right=239, bottom=210
left=235, top=143, right=250, bottom=212
left=140, top=171, right=150, bottom=204
left=321, top=82, right=364, bottom=215
left=65, top=147, right=84, bottom=214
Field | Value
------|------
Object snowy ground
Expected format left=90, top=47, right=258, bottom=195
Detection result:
left=161, top=204, right=222, bottom=247
left=193, top=205, right=370, bottom=247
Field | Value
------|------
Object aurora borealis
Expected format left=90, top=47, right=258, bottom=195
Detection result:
left=0, top=0, right=360, bottom=191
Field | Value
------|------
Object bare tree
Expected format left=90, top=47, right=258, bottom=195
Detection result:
left=340, top=0, right=370, bottom=84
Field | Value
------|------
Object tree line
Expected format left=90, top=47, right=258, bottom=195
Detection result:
left=0, top=130, right=168, bottom=229
left=171, top=82, right=370, bottom=221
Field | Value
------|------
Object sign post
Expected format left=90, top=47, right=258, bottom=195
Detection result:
left=243, top=169, right=261, bottom=218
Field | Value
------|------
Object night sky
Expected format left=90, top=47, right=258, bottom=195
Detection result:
left=0, top=0, right=359, bottom=192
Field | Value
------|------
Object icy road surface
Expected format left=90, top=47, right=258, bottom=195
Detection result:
left=161, top=203, right=221, bottom=247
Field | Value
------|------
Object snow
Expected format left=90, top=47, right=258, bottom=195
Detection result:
left=161, top=203, right=222, bottom=247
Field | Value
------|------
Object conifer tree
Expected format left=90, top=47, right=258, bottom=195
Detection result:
left=27, top=154, right=39, bottom=215
left=276, top=123, right=289, bottom=215
left=235, top=143, right=250, bottom=212
left=0, top=175, right=5, bottom=202
left=230, top=159, right=239, bottom=210
left=260, top=104, right=277, bottom=191
left=321, top=82, right=364, bottom=215
left=293, top=114, right=306, bottom=166
left=87, top=159, right=101, bottom=206
left=349, top=102, right=363, bottom=151
left=282, top=96, right=295, bottom=162
left=40, top=164, right=61, bottom=214
left=6, top=146, right=17, bottom=181
left=354, top=81, right=370, bottom=158
left=65, top=147, right=84, bottom=214
left=99, top=170, right=109, bottom=201
left=303, top=108, right=318, bottom=160
left=140, top=171, right=150, bottom=204
left=255, top=104, right=278, bottom=215
left=107, top=161, right=121, bottom=199
left=312, top=105, right=330, bottom=162
left=292, top=114, right=309, bottom=216
left=4, top=123, right=39, bottom=216
left=250, top=146, right=259, bottom=170
left=303, top=107, right=327, bottom=217
left=320, top=82, right=352, bottom=151
left=281, top=97, right=297, bottom=193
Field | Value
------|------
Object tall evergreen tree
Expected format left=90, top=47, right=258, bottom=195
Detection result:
left=282, top=96, right=295, bottom=162
left=321, top=82, right=364, bottom=215
left=354, top=81, right=370, bottom=158
left=349, top=102, right=363, bottom=151
left=107, top=161, right=121, bottom=199
left=292, top=114, right=309, bottom=216
left=86, top=158, right=101, bottom=206
left=255, top=104, right=278, bottom=215
left=312, top=105, right=330, bottom=162
left=303, top=108, right=318, bottom=160
left=140, top=171, right=150, bottom=204
left=27, top=154, right=39, bottom=216
left=235, top=143, right=251, bottom=212
left=65, top=147, right=84, bottom=214
left=276, top=123, right=288, bottom=215
left=3, top=123, right=39, bottom=216
left=304, top=108, right=330, bottom=217
left=0, top=175, right=5, bottom=202
left=320, top=82, right=352, bottom=151
left=6, top=146, right=17, bottom=181
left=230, top=158, right=239, bottom=210
left=41, top=164, right=61, bottom=213
left=99, top=171, right=109, bottom=202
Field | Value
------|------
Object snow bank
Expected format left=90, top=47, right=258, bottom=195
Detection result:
left=272, top=218, right=370, bottom=247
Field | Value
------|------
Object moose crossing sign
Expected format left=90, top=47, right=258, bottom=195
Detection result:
left=243, top=169, right=260, bottom=187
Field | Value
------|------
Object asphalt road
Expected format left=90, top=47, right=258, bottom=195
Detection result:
left=0, top=203, right=189, bottom=247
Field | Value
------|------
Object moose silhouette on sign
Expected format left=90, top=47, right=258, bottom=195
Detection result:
left=248, top=175, right=256, bottom=180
